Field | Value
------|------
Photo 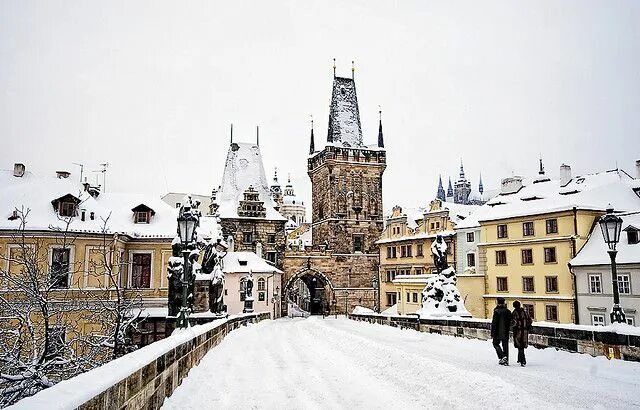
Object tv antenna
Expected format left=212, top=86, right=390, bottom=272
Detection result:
left=92, top=162, right=109, bottom=192
left=72, top=163, right=84, bottom=185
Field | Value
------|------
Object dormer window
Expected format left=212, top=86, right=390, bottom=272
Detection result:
left=51, top=194, right=80, bottom=218
left=627, top=229, right=639, bottom=245
left=131, top=204, right=155, bottom=224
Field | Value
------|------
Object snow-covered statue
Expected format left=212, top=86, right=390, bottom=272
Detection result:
left=417, top=235, right=471, bottom=318
left=201, top=239, right=226, bottom=313
left=431, top=234, right=448, bottom=274
left=242, top=271, right=254, bottom=313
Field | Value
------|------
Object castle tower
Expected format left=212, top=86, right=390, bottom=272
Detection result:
left=307, top=73, right=386, bottom=253
left=269, top=168, right=283, bottom=207
left=454, top=159, right=472, bottom=204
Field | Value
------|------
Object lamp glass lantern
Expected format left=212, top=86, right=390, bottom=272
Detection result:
left=599, top=206, right=623, bottom=251
left=177, top=213, right=198, bottom=245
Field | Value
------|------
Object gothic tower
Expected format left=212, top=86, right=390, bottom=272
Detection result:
left=307, top=73, right=386, bottom=253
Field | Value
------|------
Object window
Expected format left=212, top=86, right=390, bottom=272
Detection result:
left=497, top=277, right=508, bottom=292
left=591, top=314, right=605, bottom=326
left=386, top=247, right=392, bottom=259
left=467, top=253, right=476, bottom=267
left=59, top=202, right=76, bottom=217
left=545, top=276, right=558, bottom=293
left=618, top=274, right=631, bottom=295
left=415, top=268, right=423, bottom=275
left=386, top=270, right=396, bottom=282
left=46, top=326, right=66, bottom=359
left=545, top=305, right=558, bottom=322
left=589, top=274, right=602, bottom=294
left=266, top=252, right=277, bottom=264
left=416, top=244, right=423, bottom=256
left=267, top=234, right=276, bottom=244
left=240, top=280, right=246, bottom=301
left=466, top=232, right=475, bottom=242
left=436, top=222, right=440, bottom=229
left=175, top=202, right=181, bottom=208
left=400, top=245, right=407, bottom=258
left=257, top=278, right=266, bottom=291
left=495, top=250, right=507, bottom=265
left=628, top=230, right=639, bottom=244
left=521, top=249, right=533, bottom=265
left=50, top=248, right=71, bottom=288
left=258, top=292, right=265, bottom=302
left=523, top=277, right=535, bottom=292
left=406, top=292, right=410, bottom=302
left=406, top=245, right=412, bottom=257
left=543, top=247, right=557, bottom=263
left=626, top=317, right=636, bottom=326
left=412, top=293, right=418, bottom=303
left=134, top=211, right=149, bottom=224
left=523, top=222, right=534, bottom=237
left=386, top=292, right=397, bottom=306
left=243, top=232, right=253, bottom=244
left=131, top=253, right=151, bottom=288
left=497, top=224, right=508, bottom=238
left=523, top=304, right=535, bottom=320
left=392, top=247, right=397, bottom=258
left=546, top=219, right=558, bottom=234
left=430, top=223, right=435, bottom=230
left=353, top=235, right=364, bottom=253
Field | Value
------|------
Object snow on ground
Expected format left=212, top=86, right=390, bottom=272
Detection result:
left=162, top=317, right=640, bottom=410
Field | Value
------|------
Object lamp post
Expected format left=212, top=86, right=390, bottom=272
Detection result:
left=372, top=276, right=379, bottom=313
left=272, top=286, right=279, bottom=319
left=344, top=290, right=350, bottom=316
left=598, top=206, right=626, bottom=324
left=176, top=211, right=198, bottom=328
left=332, top=297, right=337, bottom=319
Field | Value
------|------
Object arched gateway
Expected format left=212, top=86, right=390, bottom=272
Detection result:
left=283, top=267, right=334, bottom=315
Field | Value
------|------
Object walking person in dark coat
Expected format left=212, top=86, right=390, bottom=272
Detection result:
left=511, top=300, right=532, bottom=367
left=491, top=297, right=512, bottom=365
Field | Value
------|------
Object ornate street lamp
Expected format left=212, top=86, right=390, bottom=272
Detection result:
left=372, top=276, right=379, bottom=313
left=176, top=211, right=198, bottom=328
left=598, top=206, right=626, bottom=324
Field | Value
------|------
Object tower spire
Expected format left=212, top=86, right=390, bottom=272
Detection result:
left=333, top=58, right=336, bottom=78
left=230, top=123, right=233, bottom=144
left=459, top=159, right=465, bottom=179
left=447, top=177, right=453, bottom=198
left=437, top=175, right=446, bottom=201
left=352, top=60, right=355, bottom=79
left=256, top=125, right=259, bottom=146
left=377, top=106, right=384, bottom=148
left=309, top=115, right=315, bottom=154
left=479, top=173, right=484, bottom=194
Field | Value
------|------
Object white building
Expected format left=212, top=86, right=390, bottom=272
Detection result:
left=278, top=175, right=306, bottom=226
left=221, top=251, right=283, bottom=318
left=570, top=212, right=640, bottom=327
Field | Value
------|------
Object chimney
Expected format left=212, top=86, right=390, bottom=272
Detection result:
left=256, top=241, right=263, bottom=259
left=560, top=164, right=572, bottom=187
left=13, top=163, right=25, bottom=178
left=636, top=159, right=640, bottom=179
left=500, top=176, right=523, bottom=194
left=56, top=171, right=70, bottom=179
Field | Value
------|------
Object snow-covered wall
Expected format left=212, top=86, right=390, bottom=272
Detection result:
left=348, top=313, right=640, bottom=362
left=10, top=313, right=271, bottom=410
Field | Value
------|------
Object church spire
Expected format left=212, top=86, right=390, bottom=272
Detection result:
left=459, top=159, right=466, bottom=179
left=256, top=125, right=259, bottom=146
left=447, top=177, right=453, bottom=198
left=309, top=116, right=315, bottom=154
left=377, top=107, right=384, bottom=148
left=479, top=173, right=484, bottom=195
left=437, top=175, right=446, bottom=201
left=230, top=123, right=233, bottom=144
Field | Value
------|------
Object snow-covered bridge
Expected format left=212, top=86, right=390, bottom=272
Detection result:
left=163, top=317, right=640, bottom=409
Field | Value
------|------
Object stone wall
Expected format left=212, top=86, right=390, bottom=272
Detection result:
left=348, top=313, right=640, bottom=362
left=12, top=313, right=271, bottom=410
left=220, top=218, right=286, bottom=269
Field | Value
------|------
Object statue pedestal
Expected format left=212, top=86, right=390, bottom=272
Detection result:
left=243, top=297, right=254, bottom=313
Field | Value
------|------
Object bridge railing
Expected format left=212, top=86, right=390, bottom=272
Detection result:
left=348, top=313, right=640, bottom=362
left=10, top=312, right=271, bottom=410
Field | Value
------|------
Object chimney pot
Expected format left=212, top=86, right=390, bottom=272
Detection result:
left=560, top=164, right=572, bottom=187
left=13, top=163, right=25, bottom=177
left=500, top=176, right=523, bottom=194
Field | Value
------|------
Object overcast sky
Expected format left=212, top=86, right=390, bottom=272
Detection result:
left=1, top=0, right=639, bottom=211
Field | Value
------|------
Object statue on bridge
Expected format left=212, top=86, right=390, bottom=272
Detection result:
left=431, top=234, right=449, bottom=274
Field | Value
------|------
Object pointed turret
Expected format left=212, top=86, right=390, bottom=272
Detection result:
left=436, top=175, right=446, bottom=201
left=309, top=117, right=316, bottom=154
left=447, top=177, right=454, bottom=198
left=326, top=71, right=363, bottom=147
left=377, top=108, right=384, bottom=148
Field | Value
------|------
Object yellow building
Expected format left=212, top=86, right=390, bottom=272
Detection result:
left=376, top=200, right=477, bottom=313
left=478, top=164, right=640, bottom=323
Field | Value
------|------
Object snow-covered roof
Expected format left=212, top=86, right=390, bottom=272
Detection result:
left=458, top=169, right=640, bottom=226
left=0, top=169, right=177, bottom=238
left=392, top=274, right=434, bottom=284
left=376, top=230, right=455, bottom=245
left=221, top=251, right=283, bottom=274
left=570, top=212, right=640, bottom=266
left=425, top=201, right=479, bottom=225
left=327, top=76, right=363, bottom=148
left=216, top=142, right=286, bottom=221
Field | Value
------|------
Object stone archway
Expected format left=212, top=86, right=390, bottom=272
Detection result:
left=283, top=267, right=334, bottom=316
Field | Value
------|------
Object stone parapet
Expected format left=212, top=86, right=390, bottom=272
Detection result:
left=348, top=313, right=640, bottom=362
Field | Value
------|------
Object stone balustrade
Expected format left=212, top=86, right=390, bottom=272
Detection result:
left=11, top=312, right=271, bottom=410
left=349, top=313, right=640, bottom=362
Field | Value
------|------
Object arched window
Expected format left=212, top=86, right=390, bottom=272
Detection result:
left=257, top=278, right=266, bottom=291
